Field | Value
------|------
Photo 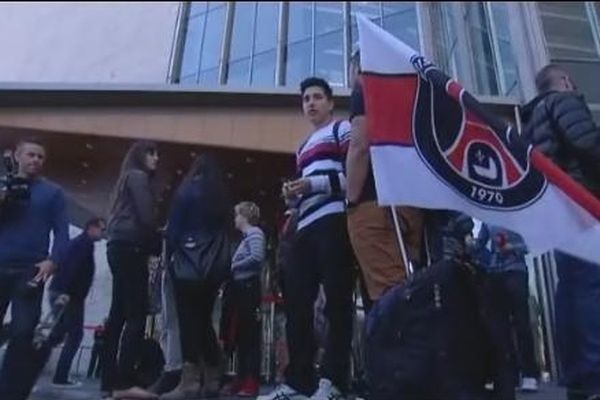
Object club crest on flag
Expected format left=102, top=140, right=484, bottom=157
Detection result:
left=410, top=57, right=547, bottom=211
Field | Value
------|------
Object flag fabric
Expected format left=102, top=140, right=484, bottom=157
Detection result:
left=356, top=16, right=600, bottom=262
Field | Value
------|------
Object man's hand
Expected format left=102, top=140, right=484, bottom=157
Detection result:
left=33, top=260, right=57, bottom=283
left=282, top=179, right=311, bottom=199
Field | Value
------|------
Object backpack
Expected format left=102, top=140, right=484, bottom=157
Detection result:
left=365, top=257, right=487, bottom=400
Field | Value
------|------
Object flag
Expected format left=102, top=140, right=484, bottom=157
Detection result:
left=357, top=16, right=600, bottom=262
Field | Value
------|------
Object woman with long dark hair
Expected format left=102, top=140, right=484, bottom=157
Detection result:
left=161, top=153, right=231, bottom=400
left=101, top=140, right=160, bottom=400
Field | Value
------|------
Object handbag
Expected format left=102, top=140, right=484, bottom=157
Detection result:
left=171, top=230, right=230, bottom=285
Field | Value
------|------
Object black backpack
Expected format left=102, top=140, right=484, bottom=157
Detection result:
left=365, top=256, right=488, bottom=400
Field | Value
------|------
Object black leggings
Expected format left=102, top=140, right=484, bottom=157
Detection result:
left=232, top=277, right=261, bottom=380
left=173, top=279, right=220, bottom=367
left=102, top=242, right=149, bottom=391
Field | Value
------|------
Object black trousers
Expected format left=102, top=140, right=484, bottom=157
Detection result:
left=0, top=268, right=44, bottom=400
left=88, top=341, right=103, bottom=378
left=232, top=277, right=261, bottom=380
left=51, top=294, right=85, bottom=383
left=283, top=214, right=355, bottom=395
left=172, top=279, right=220, bottom=367
left=479, top=270, right=541, bottom=400
left=489, top=271, right=539, bottom=379
left=101, top=242, right=150, bottom=391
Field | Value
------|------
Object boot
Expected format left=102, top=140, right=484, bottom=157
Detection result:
left=200, top=363, right=221, bottom=398
left=159, top=363, right=201, bottom=400
left=148, top=369, right=182, bottom=395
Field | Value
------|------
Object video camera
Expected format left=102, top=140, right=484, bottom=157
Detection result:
left=0, top=149, right=31, bottom=215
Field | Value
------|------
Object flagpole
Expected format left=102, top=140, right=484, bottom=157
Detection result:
left=390, top=207, right=413, bottom=276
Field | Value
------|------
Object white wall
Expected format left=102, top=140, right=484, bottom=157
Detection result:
left=0, top=2, right=179, bottom=83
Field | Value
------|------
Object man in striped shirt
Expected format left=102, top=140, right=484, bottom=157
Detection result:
left=258, top=78, right=355, bottom=400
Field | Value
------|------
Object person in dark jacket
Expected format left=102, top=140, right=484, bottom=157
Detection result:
left=20, top=218, right=106, bottom=394
left=478, top=225, right=540, bottom=393
left=101, top=140, right=160, bottom=400
left=49, top=217, right=106, bottom=387
left=521, top=64, right=600, bottom=400
left=161, top=154, right=232, bottom=400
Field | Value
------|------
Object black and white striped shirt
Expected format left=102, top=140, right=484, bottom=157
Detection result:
left=294, top=119, right=351, bottom=231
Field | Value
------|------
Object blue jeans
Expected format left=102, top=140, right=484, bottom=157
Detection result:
left=555, top=251, right=600, bottom=395
left=50, top=292, right=84, bottom=383
left=0, top=268, right=44, bottom=400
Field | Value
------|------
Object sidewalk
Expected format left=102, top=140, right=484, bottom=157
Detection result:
left=30, top=377, right=567, bottom=400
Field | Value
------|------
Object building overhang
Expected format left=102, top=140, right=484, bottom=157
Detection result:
left=0, top=83, right=520, bottom=154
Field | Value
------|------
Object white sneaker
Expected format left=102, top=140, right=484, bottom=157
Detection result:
left=309, top=379, right=343, bottom=400
left=520, top=377, right=539, bottom=392
left=257, top=384, right=309, bottom=400
left=51, top=380, right=83, bottom=389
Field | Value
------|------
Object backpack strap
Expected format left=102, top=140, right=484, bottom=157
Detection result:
left=332, top=119, right=345, bottom=170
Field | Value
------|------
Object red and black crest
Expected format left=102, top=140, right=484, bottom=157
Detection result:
left=411, top=71, right=547, bottom=210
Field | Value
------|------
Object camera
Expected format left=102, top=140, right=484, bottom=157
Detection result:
left=0, top=150, right=31, bottom=215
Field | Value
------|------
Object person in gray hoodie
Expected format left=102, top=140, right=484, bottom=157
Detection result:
left=101, top=140, right=160, bottom=400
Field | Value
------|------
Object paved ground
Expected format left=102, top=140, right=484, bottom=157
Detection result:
left=30, top=376, right=567, bottom=400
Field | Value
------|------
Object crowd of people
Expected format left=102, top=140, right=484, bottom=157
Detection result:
left=0, top=49, right=599, bottom=400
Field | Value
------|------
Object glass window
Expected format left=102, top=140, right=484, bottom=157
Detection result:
left=254, top=2, right=279, bottom=54
left=199, top=67, right=220, bottom=86
left=251, top=50, right=277, bottom=86
left=207, top=1, right=223, bottom=11
left=315, top=30, right=344, bottom=85
left=350, top=2, right=382, bottom=47
left=490, top=3, right=521, bottom=97
left=230, top=2, right=255, bottom=62
left=180, top=14, right=205, bottom=80
left=180, top=74, right=197, bottom=84
left=250, top=2, right=279, bottom=86
left=560, top=60, right=600, bottom=103
left=199, top=5, right=226, bottom=84
left=190, top=2, right=207, bottom=18
left=466, top=2, right=499, bottom=96
left=288, top=2, right=313, bottom=43
left=286, top=2, right=314, bottom=86
left=539, top=2, right=599, bottom=60
left=382, top=2, right=419, bottom=50
left=315, top=2, right=344, bottom=86
left=286, top=40, right=312, bottom=87
left=227, top=59, right=250, bottom=86
left=430, top=3, right=458, bottom=76
left=315, top=2, right=344, bottom=35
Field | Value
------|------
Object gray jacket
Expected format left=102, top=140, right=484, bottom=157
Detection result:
left=107, top=169, right=157, bottom=245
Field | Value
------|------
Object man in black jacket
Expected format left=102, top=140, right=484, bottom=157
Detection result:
left=521, top=64, right=600, bottom=400
left=47, top=217, right=106, bottom=387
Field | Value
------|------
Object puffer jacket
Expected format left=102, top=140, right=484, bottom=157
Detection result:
left=520, top=90, right=600, bottom=197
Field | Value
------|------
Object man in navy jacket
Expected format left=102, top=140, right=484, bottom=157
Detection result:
left=48, top=217, right=106, bottom=387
